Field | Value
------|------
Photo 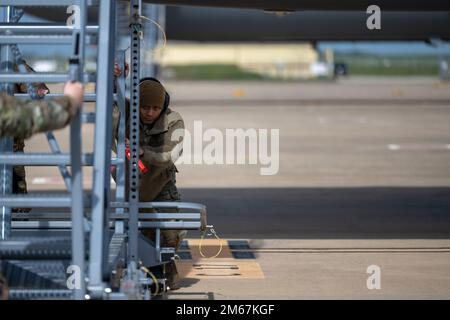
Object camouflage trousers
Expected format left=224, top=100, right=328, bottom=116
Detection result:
left=140, top=180, right=186, bottom=288
left=13, top=137, right=27, bottom=194
left=140, top=180, right=187, bottom=252
left=11, top=138, right=29, bottom=215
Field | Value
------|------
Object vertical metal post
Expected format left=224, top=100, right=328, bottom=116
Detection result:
left=114, top=50, right=126, bottom=234
left=89, top=0, right=116, bottom=296
left=128, top=0, right=141, bottom=266
left=69, top=0, right=87, bottom=300
left=46, top=132, right=72, bottom=191
left=0, top=138, right=12, bottom=241
left=155, top=228, right=161, bottom=262
left=0, top=6, right=14, bottom=241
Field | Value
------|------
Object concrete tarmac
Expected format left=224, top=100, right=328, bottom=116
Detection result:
left=23, top=77, right=450, bottom=299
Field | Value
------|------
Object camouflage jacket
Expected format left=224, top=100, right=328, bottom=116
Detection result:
left=11, top=60, right=51, bottom=146
left=0, top=94, right=77, bottom=139
left=112, top=100, right=185, bottom=201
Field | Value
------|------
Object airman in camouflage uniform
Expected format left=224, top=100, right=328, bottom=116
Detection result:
left=112, top=74, right=185, bottom=290
left=11, top=62, right=50, bottom=199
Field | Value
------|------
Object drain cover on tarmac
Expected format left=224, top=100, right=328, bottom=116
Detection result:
left=177, top=239, right=265, bottom=279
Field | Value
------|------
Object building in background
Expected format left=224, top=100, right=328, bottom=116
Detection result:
left=154, top=42, right=319, bottom=80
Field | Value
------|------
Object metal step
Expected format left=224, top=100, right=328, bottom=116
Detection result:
left=11, top=220, right=202, bottom=230
left=0, top=194, right=86, bottom=208
left=0, top=24, right=99, bottom=35
left=14, top=93, right=118, bottom=103
left=8, top=289, right=73, bottom=300
left=0, top=34, right=97, bottom=44
left=0, top=237, right=72, bottom=260
left=0, top=73, right=96, bottom=83
left=0, top=1, right=98, bottom=7
left=1, top=260, right=69, bottom=290
left=0, top=153, right=123, bottom=166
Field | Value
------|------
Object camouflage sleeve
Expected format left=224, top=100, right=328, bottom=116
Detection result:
left=0, top=94, right=77, bottom=139
left=141, top=113, right=185, bottom=168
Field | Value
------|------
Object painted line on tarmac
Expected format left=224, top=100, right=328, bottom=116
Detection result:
left=387, top=144, right=450, bottom=151
left=230, top=248, right=450, bottom=253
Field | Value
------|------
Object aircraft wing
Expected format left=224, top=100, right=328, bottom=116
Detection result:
left=145, top=0, right=449, bottom=11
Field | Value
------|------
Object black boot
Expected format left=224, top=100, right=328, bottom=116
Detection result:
left=165, top=260, right=180, bottom=290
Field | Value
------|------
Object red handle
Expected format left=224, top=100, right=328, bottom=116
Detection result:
left=126, top=147, right=149, bottom=174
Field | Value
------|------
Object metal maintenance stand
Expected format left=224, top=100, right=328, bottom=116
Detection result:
left=0, top=0, right=206, bottom=300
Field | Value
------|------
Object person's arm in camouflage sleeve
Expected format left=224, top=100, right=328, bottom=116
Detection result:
left=0, top=94, right=76, bottom=139
left=140, top=113, right=185, bottom=168
left=0, top=81, right=84, bottom=139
